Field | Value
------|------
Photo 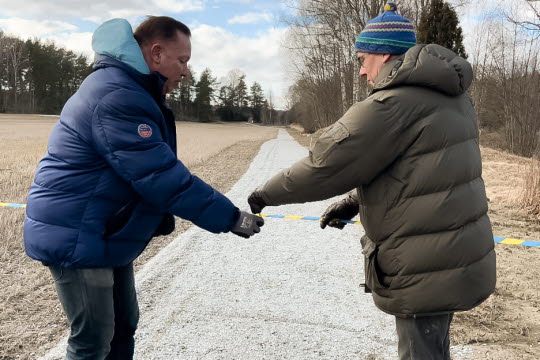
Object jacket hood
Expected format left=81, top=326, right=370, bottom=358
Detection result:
left=92, top=18, right=150, bottom=75
left=373, top=44, right=473, bottom=96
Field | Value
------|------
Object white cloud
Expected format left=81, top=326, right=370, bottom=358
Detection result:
left=0, top=0, right=204, bottom=23
left=228, top=12, right=273, bottom=25
left=191, top=24, right=290, bottom=108
left=0, top=18, right=77, bottom=38
left=49, top=32, right=94, bottom=60
left=0, top=17, right=93, bottom=58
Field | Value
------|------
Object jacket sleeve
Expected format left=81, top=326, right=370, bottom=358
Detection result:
left=92, top=89, right=238, bottom=234
left=261, top=97, right=410, bottom=206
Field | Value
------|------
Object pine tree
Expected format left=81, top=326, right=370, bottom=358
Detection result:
left=218, top=85, right=234, bottom=108
left=417, top=0, right=467, bottom=58
left=249, top=82, right=265, bottom=122
left=234, top=75, right=248, bottom=108
left=194, top=68, right=217, bottom=122
left=179, top=66, right=195, bottom=105
left=168, top=66, right=196, bottom=119
left=217, top=85, right=235, bottom=121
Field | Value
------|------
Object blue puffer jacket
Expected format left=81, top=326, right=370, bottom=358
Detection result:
left=24, top=19, right=239, bottom=268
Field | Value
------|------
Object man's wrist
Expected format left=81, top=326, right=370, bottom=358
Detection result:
left=229, top=208, right=241, bottom=232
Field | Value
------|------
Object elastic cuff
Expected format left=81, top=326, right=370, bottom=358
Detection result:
left=260, top=190, right=272, bottom=206
left=227, top=208, right=241, bottom=232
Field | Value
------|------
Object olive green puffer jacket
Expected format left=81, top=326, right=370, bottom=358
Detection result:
left=260, top=44, right=496, bottom=317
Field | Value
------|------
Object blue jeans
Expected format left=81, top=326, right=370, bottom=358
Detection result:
left=48, top=263, right=139, bottom=360
left=396, top=313, right=453, bottom=360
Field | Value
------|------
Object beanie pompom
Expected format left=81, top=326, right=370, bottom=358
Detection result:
left=355, top=0, right=416, bottom=55
left=384, top=1, right=397, bottom=12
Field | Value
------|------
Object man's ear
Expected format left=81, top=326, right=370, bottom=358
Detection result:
left=382, top=54, right=393, bottom=63
left=150, top=43, right=162, bottom=65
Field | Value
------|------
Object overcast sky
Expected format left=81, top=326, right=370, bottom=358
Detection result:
left=0, top=1, right=537, bottom=109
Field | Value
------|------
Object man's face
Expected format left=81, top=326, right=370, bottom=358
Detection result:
left=358, top=52, right=390, bottom=86
left=146, top=31, right=191, bottom=94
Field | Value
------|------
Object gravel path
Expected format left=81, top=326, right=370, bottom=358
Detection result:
left=41, top=129, right=472, bottom=359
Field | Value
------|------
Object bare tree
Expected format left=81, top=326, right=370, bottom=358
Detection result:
left=6, top=38, right=27, bottom=110
left=0, top=31, right=7, bottom=112
left=505, top=0, right=540, bottom=32
left=219, top=68, right=246, bottom=91
left=282, top=0, right=386, bottom=130
left=477, top=6, right=540, bottom=156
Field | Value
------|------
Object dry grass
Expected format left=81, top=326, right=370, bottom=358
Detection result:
left=0, top=115, right=276, bottom=360
left=287, top=127, right=540, bottom=360
left=520, top=156, right=540, bottom=216
left=176, top=122, right=277, bottom=167
left=0, top=115, right=65, bottom=360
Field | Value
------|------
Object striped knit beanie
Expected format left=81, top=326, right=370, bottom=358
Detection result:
left=355, top=1, right=416, bottom=55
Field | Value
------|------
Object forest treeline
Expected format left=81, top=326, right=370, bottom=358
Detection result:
left=0, top=32, right=289, bottom=125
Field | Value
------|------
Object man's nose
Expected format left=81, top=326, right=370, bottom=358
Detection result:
left=359, top=66, right=367, bottom=76
left=181, top=65, right=189, bottom=77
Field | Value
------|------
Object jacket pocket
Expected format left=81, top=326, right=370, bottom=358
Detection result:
left=361, top=235, right=390, bottom=297
left=153, top=213, right=175, bottom=237
left=310, top=121, right=350, bottom=166
left=104, top=203, right=162, bottom=242
left=104, top=200, right=138, bottom=237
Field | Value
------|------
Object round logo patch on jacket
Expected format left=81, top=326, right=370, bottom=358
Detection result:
left=138, top=124, right=152, bottom=138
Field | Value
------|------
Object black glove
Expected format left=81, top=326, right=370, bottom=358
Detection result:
left=248, top=190, right=267, bottom=214
left=231, top=210, right=265, bottom=238
left=320, top=195, right=359, bottom=230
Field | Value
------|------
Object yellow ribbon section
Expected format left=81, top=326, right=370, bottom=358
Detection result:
left=499, top=238, right=524, bottom=245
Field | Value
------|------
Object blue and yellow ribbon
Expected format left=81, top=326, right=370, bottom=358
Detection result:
left=2, top=203, right=539, bottom=248
left=494, top=236, right=540, bottom=248
left=0, top=202, right=26, bottom=208
left=260, top=213, right=362, bottom=225
left=260, top=213, right=540, bottom=248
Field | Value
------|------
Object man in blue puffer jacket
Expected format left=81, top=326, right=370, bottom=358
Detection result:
left=24, top=16, right=264, bottom=359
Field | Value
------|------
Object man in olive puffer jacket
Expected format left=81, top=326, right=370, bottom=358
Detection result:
left=248, top=2, right=495, bottom=359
